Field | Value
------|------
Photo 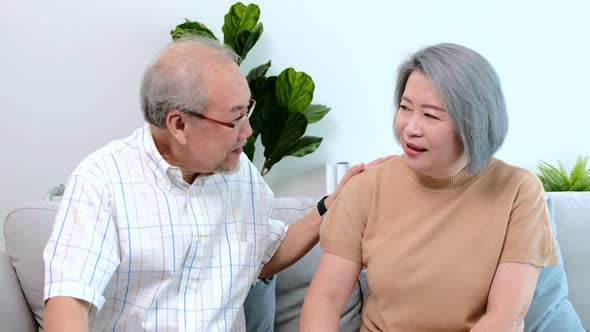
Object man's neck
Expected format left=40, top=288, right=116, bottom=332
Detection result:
left=150, top=125, right=200, bottom=184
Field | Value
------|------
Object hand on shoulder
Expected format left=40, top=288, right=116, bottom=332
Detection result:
left=325, top=155, right=396, bottom=209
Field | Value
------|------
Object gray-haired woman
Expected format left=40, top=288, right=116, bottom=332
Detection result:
left=300, top=43, right=559, bottom=331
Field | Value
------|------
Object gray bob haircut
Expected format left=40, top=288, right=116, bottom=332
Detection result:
left=140, top=36, right=240, bottom=128
left=394, top=43, right=508, bottom=174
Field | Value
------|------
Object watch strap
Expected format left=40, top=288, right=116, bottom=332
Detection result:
left=317, top=195, right=329, bottom=216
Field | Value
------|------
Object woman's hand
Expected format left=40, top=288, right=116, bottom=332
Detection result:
left=324, top=155, right=396, bottom=209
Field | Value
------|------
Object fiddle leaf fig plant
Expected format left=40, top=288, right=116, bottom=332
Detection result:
left=171, top=2, right=330, bottom=175
left=537, top=156, right=590, bottom=191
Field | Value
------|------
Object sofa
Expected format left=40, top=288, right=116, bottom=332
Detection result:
left=1, top=192, right=589, bottom=331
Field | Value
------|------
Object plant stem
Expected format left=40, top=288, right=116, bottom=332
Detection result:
left=260, top=158, right=271, bottom=176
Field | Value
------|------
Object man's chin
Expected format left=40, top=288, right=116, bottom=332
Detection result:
left=217, top=155, right=241, bottom=175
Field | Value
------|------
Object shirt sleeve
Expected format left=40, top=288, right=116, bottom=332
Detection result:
left=43, top=160, right=120, bottom=310
left=260, top=219, right=288, bottom=268
left=500, top=170, right=559, bottom=267
left=319, top=174, right=372, bottom=263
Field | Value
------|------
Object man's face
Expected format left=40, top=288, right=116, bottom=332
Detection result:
left=182, top=62, right=253, bottom=175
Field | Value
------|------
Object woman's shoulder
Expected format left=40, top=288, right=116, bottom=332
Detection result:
left=340, top=156, right=403, bottom=194
left=485, top=158, right=543, bottom=192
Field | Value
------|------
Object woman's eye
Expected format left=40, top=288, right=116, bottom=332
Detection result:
left=399, top=105, right=411, bottom=111
left=425, top=113, right=439, bottom=120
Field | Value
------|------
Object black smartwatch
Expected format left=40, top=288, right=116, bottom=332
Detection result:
left=317, top=195, right=329, bottom=217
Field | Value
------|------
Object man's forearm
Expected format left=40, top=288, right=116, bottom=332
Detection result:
left=44, top=296, right=90, bottom=332
left=259, top=207, right=323, bottom=278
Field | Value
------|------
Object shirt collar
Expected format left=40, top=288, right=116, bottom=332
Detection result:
left=138, top=123, right=186, bottom=191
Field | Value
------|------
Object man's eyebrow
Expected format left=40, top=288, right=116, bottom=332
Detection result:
left=231, top=102, right=249, bottom=112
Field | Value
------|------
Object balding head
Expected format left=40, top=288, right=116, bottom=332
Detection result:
left=140, top=37, right=240, bottom=128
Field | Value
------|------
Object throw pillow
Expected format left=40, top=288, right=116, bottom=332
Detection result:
left=524, top=198, right=584, bottom=331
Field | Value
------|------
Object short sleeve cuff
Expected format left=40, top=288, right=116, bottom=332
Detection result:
left=44, top=279, right=106, bottom=311
left=500, top=248, right=560, bottom=268
left=320, top=236, right=363, bottom=263
left=258, top=219, right=288, bottom=274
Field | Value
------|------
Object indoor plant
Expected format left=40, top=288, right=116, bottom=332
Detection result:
left=170, top=2, right=331, bottom=176
left=537, top=156, right=590, bottom=191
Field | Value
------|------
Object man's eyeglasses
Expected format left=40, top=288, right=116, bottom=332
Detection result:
left=183, top=99, right=256, bottom=129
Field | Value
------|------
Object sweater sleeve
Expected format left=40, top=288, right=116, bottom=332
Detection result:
left=500, top=170, right=559, bottom=267
left=319, top=174, right=372, bottom=263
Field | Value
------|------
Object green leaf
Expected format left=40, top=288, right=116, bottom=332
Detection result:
left=170, top=21, right=218, bottom=41
left=284, top=136, right=323, bottom=157
left=246, top=60, right=271, bottom=82
left=260, top=104, right=289, bottom=158
left=275, top=68, right=315, bottom=113
left=264, top=112, right=308, bottom=169
left=222, top=3, right=260, bottom=46
left=243, top=134, right=257, bottom=161
left=231, top=23, right=263, bottom=63
left=537, top=156, right=590, bottom=191
left=301, top=104, right=331, bottom=123
left=248, top=76, right=277, bottom=134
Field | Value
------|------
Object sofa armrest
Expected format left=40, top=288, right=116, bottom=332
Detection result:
left=0, top=250, right=37, bottom=331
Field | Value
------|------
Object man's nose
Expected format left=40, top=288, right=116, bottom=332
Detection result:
left=239, top=118, right=253, bottom=140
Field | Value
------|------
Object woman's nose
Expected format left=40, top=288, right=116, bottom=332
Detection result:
left=404, top=114, right=422, bottom=137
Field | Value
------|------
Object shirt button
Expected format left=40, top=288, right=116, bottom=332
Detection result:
left=197, top=236, right=205, bottom=243
left=188, top=280, right=198, bottom=290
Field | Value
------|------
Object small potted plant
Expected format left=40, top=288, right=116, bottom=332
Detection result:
left=537, top=156, right=590, bottom=192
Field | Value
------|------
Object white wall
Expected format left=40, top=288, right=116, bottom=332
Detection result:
left=2, top=0, right=589, bottom=247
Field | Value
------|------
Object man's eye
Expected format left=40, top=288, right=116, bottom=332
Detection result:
left=399, top=105, right=411, bottom=111
left=233, top=113, right=247, bottom=123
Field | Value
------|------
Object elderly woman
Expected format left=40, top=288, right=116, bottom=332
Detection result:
left=300, top=43, right=558, bottom=331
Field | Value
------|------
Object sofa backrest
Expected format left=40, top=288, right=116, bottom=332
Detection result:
left=3, top=201, right=59, bottom=328
left=0, top=251, right=37, bottom=331
left=545, top=192, right=590, bottom=329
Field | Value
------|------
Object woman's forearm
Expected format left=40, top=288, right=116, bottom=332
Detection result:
left=300, top=294, right=342, bottom=332
left=470, top=311, right=524, bottom=332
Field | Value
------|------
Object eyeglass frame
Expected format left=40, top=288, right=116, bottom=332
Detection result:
left=181, top=98, right=256, bottom=129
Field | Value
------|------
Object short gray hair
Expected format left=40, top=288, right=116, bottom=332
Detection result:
left=140, top=36, right=240, bottom=128
left=394, top=43, right=508, bottom=174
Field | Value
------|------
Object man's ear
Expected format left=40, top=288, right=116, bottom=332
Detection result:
left=165, top=110, right=189, bottom=146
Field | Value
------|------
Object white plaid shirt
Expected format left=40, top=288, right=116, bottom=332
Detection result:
left=44, top=123, right=287, bottom=331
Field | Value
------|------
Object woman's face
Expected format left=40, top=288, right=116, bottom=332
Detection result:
left=394, top=71, right=468, bottom=179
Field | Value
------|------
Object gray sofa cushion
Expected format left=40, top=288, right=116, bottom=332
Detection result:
left=0, top=251, right=37, bottom=331
left=525, top=198, right=584, bottom=331
left=4, top=201, right=59, bottom=327
left=271, top=197, right=362, bottom=332
left=546, top=192, right=590, bottom=329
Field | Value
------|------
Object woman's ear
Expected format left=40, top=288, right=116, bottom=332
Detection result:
left=165, top=110, right=189, bottom=146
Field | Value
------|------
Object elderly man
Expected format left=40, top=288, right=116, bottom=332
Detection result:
left=42, top=37, right=380, bottom=331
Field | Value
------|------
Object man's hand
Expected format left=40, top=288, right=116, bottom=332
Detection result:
left=324, top=155, right=396, bottom=209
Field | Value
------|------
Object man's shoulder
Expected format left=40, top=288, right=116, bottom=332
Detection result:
left=72, top=127, right=145, bottom=178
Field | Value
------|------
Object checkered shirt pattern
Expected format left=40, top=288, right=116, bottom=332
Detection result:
left=44, top=123, right=287, bottom=331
